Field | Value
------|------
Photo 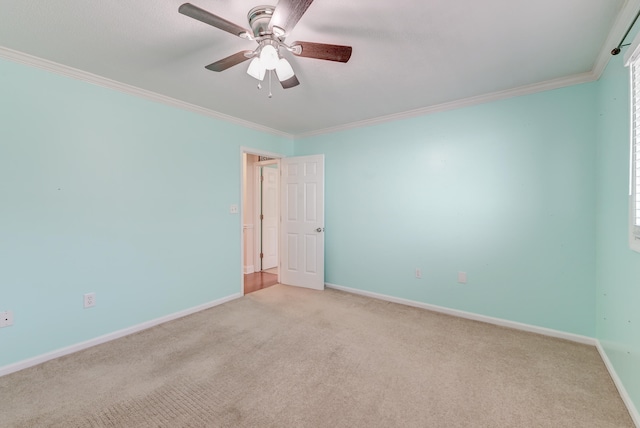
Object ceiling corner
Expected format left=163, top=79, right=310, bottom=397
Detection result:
left=593, top=0, right=640, bottom=79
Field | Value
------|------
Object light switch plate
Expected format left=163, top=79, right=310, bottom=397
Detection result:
left=458, top=272, right=468, bottom=284
left=0, top=310, right=14, bottom=327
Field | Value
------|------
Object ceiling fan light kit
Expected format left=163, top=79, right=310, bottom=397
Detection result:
left=178, top=0, right=353, bottom=97
left=275, top=58, right=295, bottom=80
left=259, top=43, right=280, bottom=70
left=247, top=57, right=266, bottom=80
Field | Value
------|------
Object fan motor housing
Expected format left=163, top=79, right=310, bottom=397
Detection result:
left=248, top=5, right=276, bottom=37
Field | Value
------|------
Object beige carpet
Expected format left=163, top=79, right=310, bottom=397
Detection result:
left=0, top=284, right=633, bottom=427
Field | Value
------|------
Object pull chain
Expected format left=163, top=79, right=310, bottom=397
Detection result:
left=268, top=70, right=273, bottom=98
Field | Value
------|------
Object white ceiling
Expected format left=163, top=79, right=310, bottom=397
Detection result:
left=0, top=0, right=634, bottom=136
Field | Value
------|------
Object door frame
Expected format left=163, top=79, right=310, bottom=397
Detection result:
left=254, top=160, right=280, bottom=273
left=240, top=147, right=284, bottom=296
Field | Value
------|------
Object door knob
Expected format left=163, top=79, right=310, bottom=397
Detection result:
left=316, top=227, right=324, bottom=232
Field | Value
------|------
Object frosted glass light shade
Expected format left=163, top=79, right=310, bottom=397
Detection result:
left=260, top=44, right=279, bottom=70
left=275, top=58, right=295, bottom=81
left=247, top=58, right=266, bottom=81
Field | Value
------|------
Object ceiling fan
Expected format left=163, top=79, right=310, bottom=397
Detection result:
left=178, top=0, right=352, bottom=93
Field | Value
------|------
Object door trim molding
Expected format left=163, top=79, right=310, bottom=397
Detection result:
left=254, top=163, right=281, bottom=272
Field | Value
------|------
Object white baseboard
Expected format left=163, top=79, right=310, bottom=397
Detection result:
left=325, top=283, right=596, bottom=345
left=0, top=292, right=242, bottom=377
left=596, top=342, right=640, bottom=427
left=244, top=265, right=255, bottom=274
left=326, top=283, right=640, bottom=426
left=3, top=283, right=638, bottom=426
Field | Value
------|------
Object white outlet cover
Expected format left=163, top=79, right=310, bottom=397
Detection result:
left=83, top=293, right=96, bottom=308
left=0, top=310, right=14, bottom=327
left=229, top=204, right=239, bottom=214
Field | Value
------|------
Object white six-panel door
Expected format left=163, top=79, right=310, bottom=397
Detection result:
left=261, top=165, right=279, bottom=270
left=280, top=155, right=325, bottom=290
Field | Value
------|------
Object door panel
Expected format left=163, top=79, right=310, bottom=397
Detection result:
left=261, top=166, right=279, bottom=269
left=280, top=155, right=324, bottom=290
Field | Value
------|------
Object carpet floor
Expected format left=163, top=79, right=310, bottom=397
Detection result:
left=0, top=284, right=634, bottom=427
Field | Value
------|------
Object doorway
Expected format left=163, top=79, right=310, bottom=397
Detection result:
left=242, top=150, right=281, bottom=295
left=241, top=149, right=326, bottom=295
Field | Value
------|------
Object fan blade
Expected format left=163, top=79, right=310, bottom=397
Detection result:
left=291, top=41, right=352, bottom=62
left=269, top=0, right=314, bottom=36
left=179, top=3, right=251, bottom=38
left=280, top=74, right=300, bottom=89
left=205, top=51, right=254, bottom=72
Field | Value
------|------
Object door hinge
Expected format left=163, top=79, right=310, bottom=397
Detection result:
left=260, top=175, right=264, bottom=182
left=260, top=253, right=264, bottom=259
left=260, top=214, right=264, bottom=220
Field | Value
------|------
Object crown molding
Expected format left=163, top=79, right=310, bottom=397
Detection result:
left=4, top=0, right=637, bottom=144
left=293, top=0, right=640, bottom=139
left=592, top=0, right=640, bottom=79
left=295, top=71, right=597, bottom=139
left=0, top=46, right=293, bottom=140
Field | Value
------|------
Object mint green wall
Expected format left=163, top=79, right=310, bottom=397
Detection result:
left=595, top=53, right=640, bottom=412
left=0, top=58, right=292, bottom=367
left=295, top=84, right=598, bottom=336
left=4, top=48, right=637, bottom=414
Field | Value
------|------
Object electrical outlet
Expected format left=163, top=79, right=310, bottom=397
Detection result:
left=0, top=310, right=14, bottom=327
left=229, top=204, right=239, bottom=214
left=415, top=268, right=422, bottom=279
left=83, top=292, right=96, bottom=308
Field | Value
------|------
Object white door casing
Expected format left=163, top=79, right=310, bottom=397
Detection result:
left=280, top=155, right=325, bottom=290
